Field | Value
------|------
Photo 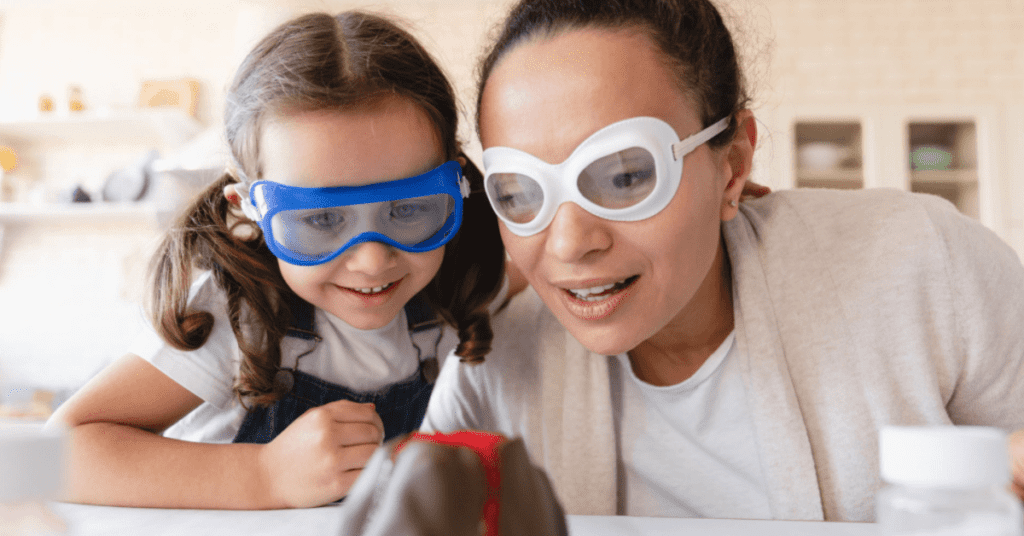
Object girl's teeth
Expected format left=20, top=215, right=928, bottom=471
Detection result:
left=354, top=282, right=393, bottom=294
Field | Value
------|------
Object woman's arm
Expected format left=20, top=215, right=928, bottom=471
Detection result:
left=50, top=354, right=382, bottom=509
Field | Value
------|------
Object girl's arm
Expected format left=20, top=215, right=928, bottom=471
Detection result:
left=49, top=354, right=382, bottom=509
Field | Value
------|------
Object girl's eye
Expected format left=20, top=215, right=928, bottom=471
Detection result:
left=611, top=168, right=654, bottom=190
left=303, top=211, right=344, bottom=230
left=391, top=202, right=431, bottom=220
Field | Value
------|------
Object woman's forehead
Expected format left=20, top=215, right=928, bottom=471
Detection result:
left=479, top=27, right=698, bottom=159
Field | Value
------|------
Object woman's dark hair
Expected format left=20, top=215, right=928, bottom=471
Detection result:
left=149, top=11, right=505, bottom=407
left=477, top=0, right=750, bottom=148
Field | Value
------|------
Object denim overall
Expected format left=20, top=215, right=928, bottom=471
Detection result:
left=232, top=294, right=443, bottom=444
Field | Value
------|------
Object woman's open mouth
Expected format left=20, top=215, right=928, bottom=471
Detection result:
left=565, top=275, right=639, bottom=302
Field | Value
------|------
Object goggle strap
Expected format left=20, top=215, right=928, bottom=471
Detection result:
left=239, top=190, right=263, bottom=222
left=459, top=176, right=471, bottom=199
left=672, top=117, right=731, bottom=161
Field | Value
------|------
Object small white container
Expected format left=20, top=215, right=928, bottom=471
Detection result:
left=0, top=421, right=67, bottom=535
left=877, top=426, right=1023, bottom=536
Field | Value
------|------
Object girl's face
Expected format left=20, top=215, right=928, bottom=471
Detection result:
left=479, top=28, right=748, bottom=356
left=259, top=98, right=446, bottom=330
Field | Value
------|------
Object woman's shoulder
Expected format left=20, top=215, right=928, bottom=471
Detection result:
left=738, top=188, right=988, bottom=254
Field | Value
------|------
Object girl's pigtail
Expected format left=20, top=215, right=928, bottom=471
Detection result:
left=427, top=154, right=506, bottom=363
left=147, top=173, right=296, bottom=407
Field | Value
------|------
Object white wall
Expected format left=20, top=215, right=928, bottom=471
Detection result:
left=0, top=0, right=1021, bottom=394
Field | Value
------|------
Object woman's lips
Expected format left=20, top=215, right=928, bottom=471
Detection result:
left=558, top=275, right=639, bottom=321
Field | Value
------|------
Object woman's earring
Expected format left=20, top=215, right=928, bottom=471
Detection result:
left=729, top=200, right=738, bottom=207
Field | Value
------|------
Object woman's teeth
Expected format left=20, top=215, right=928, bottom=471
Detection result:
left=352, top=282, right=395, bottom=294
left=568, top=277, right=635, bottom=301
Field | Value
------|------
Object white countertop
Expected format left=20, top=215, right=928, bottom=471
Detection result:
left=46, top=502, right=879, bottom=536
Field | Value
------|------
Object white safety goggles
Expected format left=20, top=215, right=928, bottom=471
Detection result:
left=482, top=116, right=729, bottom=236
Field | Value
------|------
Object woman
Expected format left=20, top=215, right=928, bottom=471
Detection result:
left=422, top=0, right=1024, bottom=522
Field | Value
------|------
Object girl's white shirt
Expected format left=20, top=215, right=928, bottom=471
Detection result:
left=127, top=271, right=458, bottom=443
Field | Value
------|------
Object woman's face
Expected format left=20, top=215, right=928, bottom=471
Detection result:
left=259, top=98, right=446, bottom=330
left=479, top=28, right=747, bottom=356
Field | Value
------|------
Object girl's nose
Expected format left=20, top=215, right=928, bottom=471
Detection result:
left=342, top=241, right=398, bottom=274
left=544, top=202, right=613, bottom=262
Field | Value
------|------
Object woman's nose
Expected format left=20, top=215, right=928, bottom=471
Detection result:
left=544, top=202, right=612, bottom=262
left=342, top=241, right=398, bottom=274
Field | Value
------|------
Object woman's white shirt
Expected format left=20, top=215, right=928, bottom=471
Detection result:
left=611, top=330, right=771, bottom=518
left=128, top=271, right=456, bottom=443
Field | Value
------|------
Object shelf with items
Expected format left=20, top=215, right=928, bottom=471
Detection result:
left=793, top=121, right=864, bottom=190
left=0, top=108, right=203, bottom=147
left=907, top=121, right=978, bottom=218
left=0, top=201, right=166, bottom=225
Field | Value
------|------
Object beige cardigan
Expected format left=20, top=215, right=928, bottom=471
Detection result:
left=422, top=188, right=1024, bottom=521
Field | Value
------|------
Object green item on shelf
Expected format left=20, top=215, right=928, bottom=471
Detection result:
left=910, top=146, right=953, bottom=170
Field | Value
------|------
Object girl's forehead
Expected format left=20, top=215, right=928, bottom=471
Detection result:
left=259, top=99, right=443, bottom=189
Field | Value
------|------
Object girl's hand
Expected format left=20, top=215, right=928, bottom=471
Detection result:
left=258, top=399, right=384, bottom=508
left=1010, top=429, right=1024, bottom=502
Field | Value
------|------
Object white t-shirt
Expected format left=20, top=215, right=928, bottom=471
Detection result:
left=610, top=331, right=771, bottom=518
left=128, top=271, right=456, bottom=443
left=423, top=318, right=770, bottom=519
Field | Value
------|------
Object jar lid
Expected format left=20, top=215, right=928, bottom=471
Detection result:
left=879, top=425, right=1010, bottom=488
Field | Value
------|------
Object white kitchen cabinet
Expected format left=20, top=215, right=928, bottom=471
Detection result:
left=766, top=104, right=1000, bottom=233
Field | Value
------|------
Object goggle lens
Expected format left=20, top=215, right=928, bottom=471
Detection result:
left=577, top=147, right=657, bottom=210
left=486, top=172, right=544, bottom=224
left=268, top=193, right=455, bottom=262
left=485, top=146, right=659, bottom=225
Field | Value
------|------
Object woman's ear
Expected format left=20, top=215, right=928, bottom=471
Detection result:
left=720, top=109, right=757, bottom=222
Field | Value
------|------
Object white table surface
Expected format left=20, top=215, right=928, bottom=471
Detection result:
left=48, top=502, right=879, bottom=536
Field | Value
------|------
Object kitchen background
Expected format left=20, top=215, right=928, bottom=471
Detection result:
left=0, top=0, right=1021, bottom=412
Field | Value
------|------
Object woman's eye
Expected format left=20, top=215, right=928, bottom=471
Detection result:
left=498, top=193, right=523, bottom=208
left=303, top=211, right=344, bottom=230
left=612, top=168, right=654, bottom=189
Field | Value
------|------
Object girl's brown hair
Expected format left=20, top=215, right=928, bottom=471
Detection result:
left=477, top=0, right=750, bottom=149
left=149, top=11, right=505, bottom=407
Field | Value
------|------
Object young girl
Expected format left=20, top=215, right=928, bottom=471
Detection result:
left=50, top=11, right=505, bottom=510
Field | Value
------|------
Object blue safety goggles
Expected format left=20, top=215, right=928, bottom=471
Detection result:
left=240, top=160, right=469, bottom=266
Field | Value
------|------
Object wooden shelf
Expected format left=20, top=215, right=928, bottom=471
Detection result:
left=0, top=201, right=167, bottom=224
left=796, top=169, right=863, bottom=190
left=910, top=169, right=977, bottom=185
left=0, top=109, right=202, bottom=146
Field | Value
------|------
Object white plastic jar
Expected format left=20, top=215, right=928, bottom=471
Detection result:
left=877, top=425, right=1023, bottom=536
left=0, top=421, right=66, bottom=536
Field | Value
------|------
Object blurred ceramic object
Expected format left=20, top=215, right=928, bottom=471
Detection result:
left=101, top=149, right=159, bottom=202
left=0, top=421, right=64, bottom=502
left=146, top=164, right=222, bottom=213
left=798, top=142, right=850, bottom=171
left=910, top=145, right=953, bottom=170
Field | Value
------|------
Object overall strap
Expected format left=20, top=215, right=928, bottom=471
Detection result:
left=283, top=291, right=444, bottom=380
left=284, top=293, right=318, bottom=341
left=405, top=293, right=445, bottom=382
